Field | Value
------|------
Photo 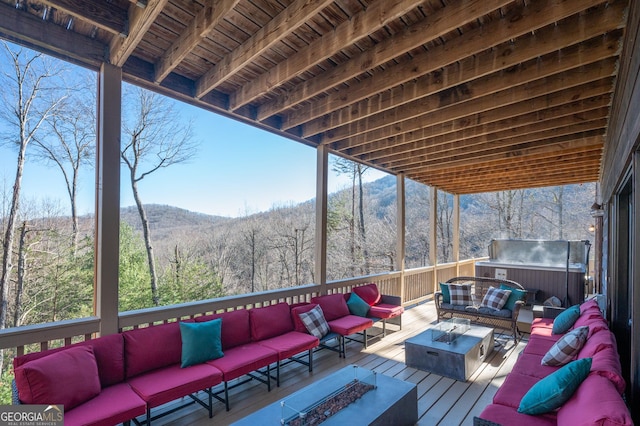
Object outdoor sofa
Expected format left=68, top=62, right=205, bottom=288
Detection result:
left=435, top=276, right=527, bottom=342
left=11, top=282, right=402, bottom=425
left=475, top=298, right=632, bottom=425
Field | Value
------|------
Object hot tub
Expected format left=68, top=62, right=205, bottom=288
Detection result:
left=475, top=239, right=590, bottom=306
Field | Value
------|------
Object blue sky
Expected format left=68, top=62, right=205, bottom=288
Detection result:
left=0, top=84, right=385, bottom=218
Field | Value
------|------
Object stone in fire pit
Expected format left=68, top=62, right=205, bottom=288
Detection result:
left=285, top=379, right=374, bottom=426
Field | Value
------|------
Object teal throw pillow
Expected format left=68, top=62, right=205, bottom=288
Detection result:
left=500, top=284, right=527, bottom=311
left=518, top=357, right=592, bottom=415
left=439, top=283, right=450, bottom=303
left=552, top=304, right=581, bottom=334
left=347, top=292, right=370, bottom=317
left=180, top=319, right=224, bottom=368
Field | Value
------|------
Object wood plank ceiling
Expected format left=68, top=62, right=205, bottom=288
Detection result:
left=0, top=0, right=630, bottom=194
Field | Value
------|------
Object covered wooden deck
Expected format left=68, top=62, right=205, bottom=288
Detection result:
left=152, top=300, right=528, bottom=426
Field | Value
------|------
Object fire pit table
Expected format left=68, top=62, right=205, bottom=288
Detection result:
left=405, top=319, right=493, bottom=381
left=231, top=365, right=417, bottom=426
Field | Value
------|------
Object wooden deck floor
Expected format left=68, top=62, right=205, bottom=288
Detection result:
left=151, top=300, right=528, bottom=425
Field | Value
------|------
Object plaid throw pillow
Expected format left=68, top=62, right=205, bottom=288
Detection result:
left=449, top=284, right=472, bottom=306
left=542, top=326, right=589, bottom=366
left=480, top=286, right=512, bottom=311
left=299, top=305, right=330, bottom=338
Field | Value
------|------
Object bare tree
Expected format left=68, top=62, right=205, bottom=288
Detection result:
left=121, top=86, right=197, bottom=306
left=437, top=191, right=453, bottom=263
left=32, top=79, right=95, bottom=253
left=332, top=157, right=370, bottom=275
left=0, top=43, right=66, bottom=341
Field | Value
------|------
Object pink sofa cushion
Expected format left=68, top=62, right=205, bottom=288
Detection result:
left=14, top=333, right=125, bottom=388
left=207, top=344, right=278, bottom=381
left=589, top=333, right=626, bottom=394
left=530, top=318, right=554, bottom=336
left=511, top=352, right=560, bottom=380
left=291, top=303, right=318, bottom=333
left=368, top=303, right=404, bottom=319
left=353, top=283, right=381, bottom=306
left=578, top=328, right=615, bottom=358
left=478, top=403, right=556, bottom=426
left=311, top=294, right=350, bottom=321
left=64, top=383, right=146, bottom=426
left=492, top=372, right=542, bottom=409
left=250, top=302, right=293, bottom=341
left=15, top=345, right=101, bottom=410
left=196, top=309, right=251, bottom=350
left=123, top=322, right=182, bottom=378
left=327, top=315, right=373, bottom=336
left=573, top=313, right=609, bottom=338
left=580, top=299, right=601, bottom=315
left=257, top=331, right=319, bottom=359
left=557, top=374, right=633, bottom=426
left=522, top=334, right=561, bottom=356
left=127, top=363, right=223, bottom=408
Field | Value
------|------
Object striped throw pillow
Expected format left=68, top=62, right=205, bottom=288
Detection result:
left=449, top=284, right=472, bottom=306
left=480, top=286, right=512, bottom=311
left=299, top=305, right=330, bottom=338
left=542, top=326, right=589, bottom=366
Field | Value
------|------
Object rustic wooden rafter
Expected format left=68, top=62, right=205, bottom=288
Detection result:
left=301, top=4, right=626, bottom=138
left=154, top=0, right=241, bottom=84
left=256, top=0, right=514, bottom=121
left=228, top=0, right=427, bottom=110
left=0, top=0, right=630, bottom=194
left=109, top=0, right=169, bottom=67
left=195, top=0, right=335, bottom=99
left=39, top=0, right=128, bottom=36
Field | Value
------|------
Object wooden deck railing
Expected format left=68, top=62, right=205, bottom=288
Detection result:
left=0, top=258, right=487, bottom=356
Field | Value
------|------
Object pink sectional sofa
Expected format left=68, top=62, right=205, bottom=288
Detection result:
left=11, top=285, right=401, bottom=425
left=13, top=302, right=319, bottom=425
left=476, top=299, right=633, bottom=426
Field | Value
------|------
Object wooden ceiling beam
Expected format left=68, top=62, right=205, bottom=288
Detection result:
left=195, top=0, right=334, bottom=99
left=368, top=111, right=608, bottom=166
left=430, top=171, right=600, bottom=193
left=39, top=0, right=128, bottom=36
left=281, top=0, right=621, bottom=130
left=298, top=4, right=625, bottom=136
left=423, top=153, right=602, bottom=181
left=154, top=0, right=240, bottom=84
left=411, top=148, right=603, bottom=183
left=430, top=166, right=601, bottom=193
left=400, top=133, right=604, bottom=173
left=349, top=101, right=610, bottom=161
left=326, top=48, right=617, bottom=147
left=0, top=1, right=106, bottom=68
left=109, top=0, right=169, bottom=67
left=434, top=173, right=600, bottom=194
left=332, top=68, right=615, bottom=150
left=382, top=118, right=607, bottom=170
left=229, top=0, right=425, bottom=110
left=412, top=153, right=603, bottom=192
left=256, top=0, right=514, bottom=121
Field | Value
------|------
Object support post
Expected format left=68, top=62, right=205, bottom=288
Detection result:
left=396, top=174, right=406, bottom=303
left=453, top=194, right=460, bottom=275
left=95, top=63, right=122, bottom=335
left=315, top=145, right=328, bottom=294
left=430, top=187, right=438, bottom=286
